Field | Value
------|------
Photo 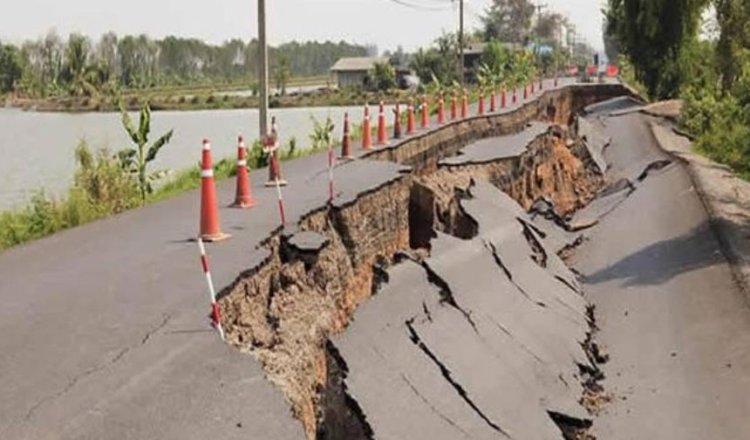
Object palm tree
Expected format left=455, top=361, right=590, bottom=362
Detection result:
left=63, top=34, right=99, bottom=97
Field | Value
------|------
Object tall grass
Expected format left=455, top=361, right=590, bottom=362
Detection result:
left=0, top=143, right=140, bottom=250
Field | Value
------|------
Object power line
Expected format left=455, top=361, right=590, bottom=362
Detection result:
left=384, top=0, right=454, bottom=11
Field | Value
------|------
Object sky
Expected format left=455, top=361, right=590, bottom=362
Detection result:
left=0, top=0, right=606, bottom=52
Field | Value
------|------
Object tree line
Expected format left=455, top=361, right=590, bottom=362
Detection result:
left=0, top=31, right=369, bottom=97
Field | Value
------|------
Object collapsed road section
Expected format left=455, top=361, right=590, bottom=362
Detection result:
left=0, top=81, right=639, bottom=440
left=218, top=83, right=630, bottom=439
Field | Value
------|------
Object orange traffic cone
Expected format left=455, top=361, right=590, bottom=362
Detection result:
left=200, top=139, right=230, bottom=242
left=341, top=112, right=353, bottom=159
left=231, top=135, right=255, bottom=209
left=407, top=98, right=416, bottom=135
left=420, top=95, right=429, bottom=129
left=461, top=88, right=469, bottom=118
left=376, top=101, right=388, bottom=146
left=361, top=104, right=372, bottom=150
left=437, top=95, right=445, bottom=124
left=501, top=83, right=507, bottom=109
left=393, top=103, right=402, bottom=139
left=478, top=91, right=485, bottom=115
left=450, top=90, right=458, bottom=120
left=489, top=89, right=496, bottom=113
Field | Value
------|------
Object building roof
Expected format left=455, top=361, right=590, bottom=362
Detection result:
left=464, top=41, right=524, bottom=56
left=464, top=42, right=488, bottom=55
left=330, top=57, right=388, bottom=72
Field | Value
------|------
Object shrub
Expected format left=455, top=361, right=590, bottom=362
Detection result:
left=0, top=141, right=139, bottom=251
left=681, top=62, right=750, bottom=177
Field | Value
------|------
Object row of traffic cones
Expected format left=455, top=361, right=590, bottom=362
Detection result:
left=200, top=77, right=562, bottom=241
left=199, top=117, right=285, bottom=242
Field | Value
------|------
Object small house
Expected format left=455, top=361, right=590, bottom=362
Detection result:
left=330, top=57, right=388, bottom=89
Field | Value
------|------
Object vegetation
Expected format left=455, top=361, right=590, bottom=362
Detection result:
left=410, top=34, right=461, bottom=86
left=118, top=103, right=174, bottom=205
left=0, top=42, right=23, bottom=94
left=368, top=62, right=397, bottom=91
left=477, top=42, right=539, bottom=91
left=481, top=0, right=536, bottom=44
left=605, top=0, right=708, bottom=99
left=0, top=142, right=139, bottom=250
left=0, top=117, right=337, bottom=251
left=605, top=0, right=750, bottom=178
left=274, top=56, right=292, bottom=96
left=309, top=117, right=336, bottom=151
left=1, top=1, right=589, bottom=251
left=0, top=31, right=368, bottom=100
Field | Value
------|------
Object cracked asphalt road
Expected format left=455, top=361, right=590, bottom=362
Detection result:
left=571, top=108, right=750, bottom=439
left=0, top=79, right=644, bottom=440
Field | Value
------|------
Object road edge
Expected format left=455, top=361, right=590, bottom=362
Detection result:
left=649, top=119, right=750, bottom=307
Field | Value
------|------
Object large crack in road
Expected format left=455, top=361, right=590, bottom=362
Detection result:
left=219, top=97, right=614, bottom=439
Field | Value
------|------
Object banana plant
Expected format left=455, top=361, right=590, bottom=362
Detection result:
left=513, top=50, right=537, bottom=86
left=118, top=102, right=174, bottom=205
left=426, top=73, right=447, bottom=97
left=309, top=116, right=335, bottom=152
left=477, top=63, right=491, bottom=90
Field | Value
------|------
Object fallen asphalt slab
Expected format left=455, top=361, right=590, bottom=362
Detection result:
left=334, top=182, right=592, bottom=440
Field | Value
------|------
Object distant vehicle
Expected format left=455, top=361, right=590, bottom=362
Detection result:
left=399, top=74, right=421, bottom=90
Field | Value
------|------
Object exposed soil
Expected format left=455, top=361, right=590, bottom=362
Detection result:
left=217, top=87, right=621, bottom=439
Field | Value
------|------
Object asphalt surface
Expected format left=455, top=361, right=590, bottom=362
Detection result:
left=334, top=182, right=591, bottom=440
left=571, top=107, right=750, bottom=438
left=439, top=121, right=550, bottom=165
left=0, top=148, right=406, bottom=440
left=0, top=78, right=588, bottom=439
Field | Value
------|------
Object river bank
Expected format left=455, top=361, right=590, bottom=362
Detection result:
left=6, top=85, right=415, bottom=113
left=0, top=105, right=388, bottom=210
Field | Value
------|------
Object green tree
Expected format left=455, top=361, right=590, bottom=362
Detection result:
left=602, top=19, right=620, bottom=62
left=61, top=34, right=100, bottom=97
left=368, top=61, right=396, bottom=91
left=481, top=0, right=535, bottom=44
left=273, top=55, right=291, bottom=95
left=605, top=0, right=708, bottom=99
left=410, top=33, right=459, bottom=85
left=534, top=12, right=565, bottom=45
left=118, top=103, right=174, bottom=205
left=481, top=41, right=512, bottom=76
left=0, top=42, right=23, bottom=93
left=715, top=0, right=750, bottom=89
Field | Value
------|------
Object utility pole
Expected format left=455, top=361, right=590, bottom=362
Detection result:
left=458, top=0, right=464, bottom=86
left=258, top=0, right=269, bottom=139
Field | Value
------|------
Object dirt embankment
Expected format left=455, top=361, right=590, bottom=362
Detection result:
left=217, top=85, right=624, bottom=439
